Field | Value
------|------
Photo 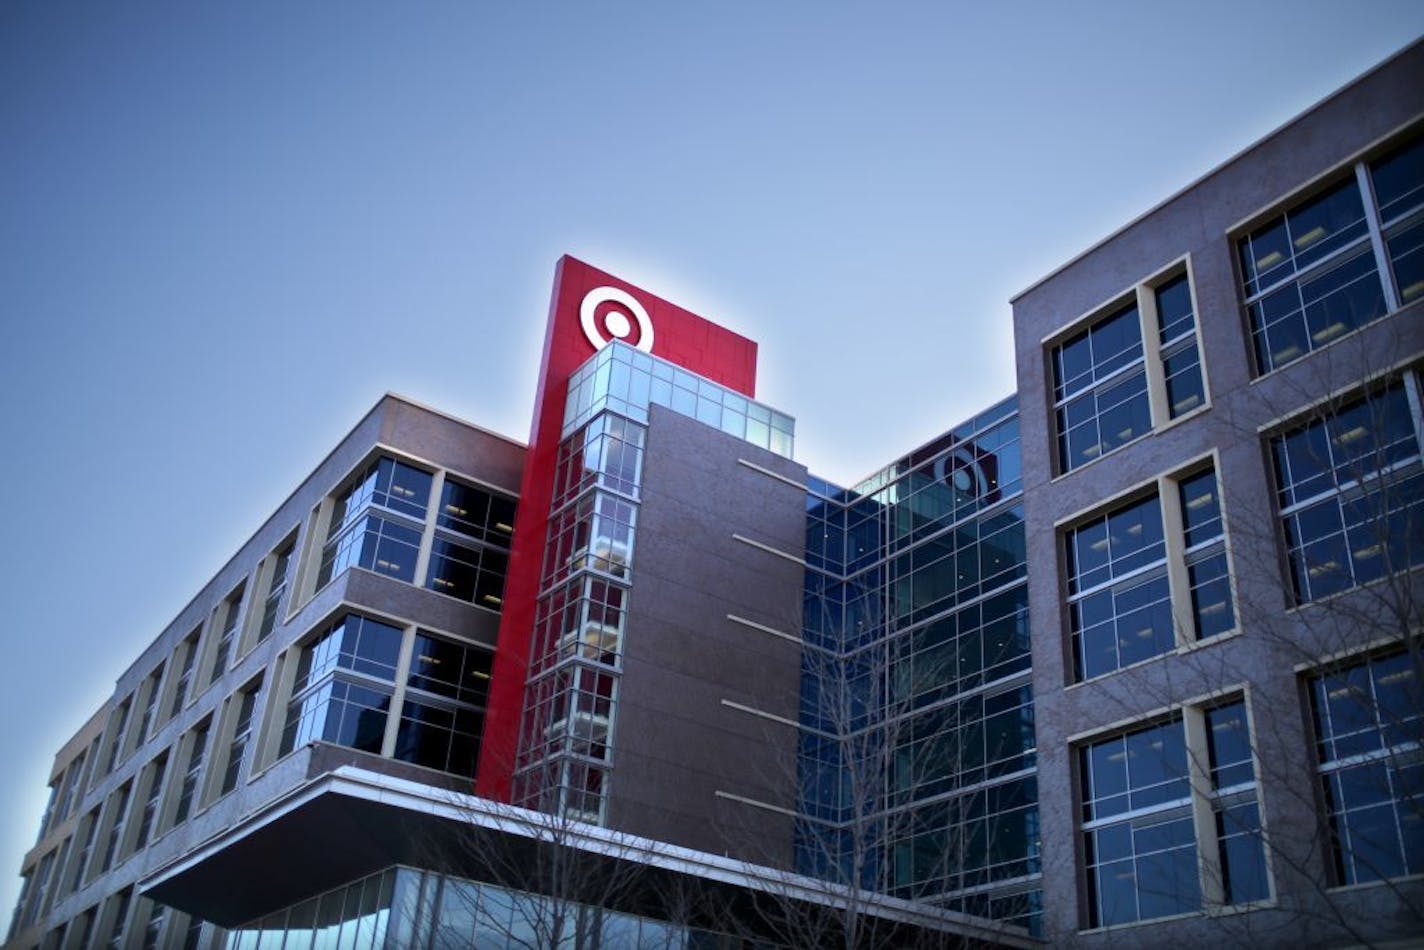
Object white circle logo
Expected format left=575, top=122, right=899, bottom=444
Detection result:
left=580, top=287, right=654, bottom=353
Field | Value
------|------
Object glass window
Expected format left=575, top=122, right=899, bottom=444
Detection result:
left=69, top=809, right=99, bottom=891
left=295, top=615, right=403, bottom=687
left=330, top=457, right=432, bottom=529
left=1273, top=379, right=1424, bottom=602
left=73, top=910, right=96, bottom=950
left=220, top=686, right=260, bottom=796
left=561, top=341, right=794, bottom=457
left=285, top=679, right=391, bottom=756
left=1310, top=650, right=1423, bottom=885
left=140, top=901, right=165, bottom=950
left=99, top=784, right=131, bottom=872
left=318, top=514, right=422, bottom=588
left=173, top=722, right=209, bottom=825
left=1372, top=135, right=1424, bottom=306
left=170, top=630, right=200, bottom=719
left=393, top=699, right=481, bottom=776
left=105, top=700, right=131, bottom=773
left=21, top=849, right=56, bottom=930
left=1054, top=304, right=1151, bottom=473
left=1081, top=702, right=1268, bottom=927
left=1240, top=131, right=1422, bottom=373
left=319, top=457, right=433, bottom=591
left=134, top=663, right=164, bottom=747
left=1067, top=495, right=1171, bottom=679
left=281, top=615, right=403, bottom=759
left=1205, top=701, right=1269, bottom=905
left=131, top=755, right=167, bottom=851
left=1081, top=718, right=1197, bottom=927
left=1068, top=467, right=1234, bottom=680
left=209, top=588, right=244, bottom=686
left=1178, top=469, right=1234, bottom=640
left=395, top=632, right=489, bottom=776
left=257, top=541, right=294, bottom=642
left=427, top=537, right=509, bottom=607
left=55, top=752, right=86, bottom=827
left=103, top=889, right=131, bottom=950
left=437, top=479, right=517, bottom=546
left=408, top=633, right=492, bottom=706
left=1155, top=274, right=1205, bottom=418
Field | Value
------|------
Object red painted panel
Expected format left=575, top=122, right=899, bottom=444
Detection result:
left=475, top=255, right=758, bottom=800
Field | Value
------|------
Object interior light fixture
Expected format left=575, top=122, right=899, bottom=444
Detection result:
left=1312, top=322, right=1348, bottom=344
left=1256, top=250, right=1285, bottom=270
left=1335, top=425, right=1368, bottom=445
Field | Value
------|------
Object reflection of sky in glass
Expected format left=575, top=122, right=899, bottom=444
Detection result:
left=563, top=342, right=795, bottom=458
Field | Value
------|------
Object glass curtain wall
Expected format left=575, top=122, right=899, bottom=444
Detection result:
left=798, top=398, right=1042, bottom=935
left=224, top=866, right=746, bottom=949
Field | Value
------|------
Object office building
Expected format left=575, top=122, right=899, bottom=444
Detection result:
left=7, top=39, right=1423, bottom=950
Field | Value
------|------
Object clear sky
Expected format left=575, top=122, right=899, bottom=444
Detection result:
left=2, top=0, right=1421, bottom=918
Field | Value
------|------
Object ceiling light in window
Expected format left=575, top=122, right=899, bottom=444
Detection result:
left=1256, top=250, right=1284, bottom=271
left=1293, top=225, right=1327, bottom=248
left=1173, top=394, right=1202, bottom=413
left=1335, top=425, right=1368, bottom=445
left=1186, top=491, right=1214, bottom=510
left=1312, top=322, right=1348, bottom=344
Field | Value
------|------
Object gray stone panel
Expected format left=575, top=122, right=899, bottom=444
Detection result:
left=606, top=405, right=806, bottom=868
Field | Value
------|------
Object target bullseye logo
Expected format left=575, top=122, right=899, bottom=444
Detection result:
left=935, top=446, right=991, bottom=498
left=580, top=287, right=655, bottom=353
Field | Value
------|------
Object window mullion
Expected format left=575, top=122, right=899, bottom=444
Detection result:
left=1403, top=371, right=1424, bottom=450
left=1156, top=475, right=1196, bottom=648
left=1356, top=162, right=1403, bottom=313
left=412, top=471, right=445, bottom=589
left=380, top=625, right=418, bottom=759
left=1138, top=286, right=1171, bottom=429
left=1182, top=707, right=1223, bottom=908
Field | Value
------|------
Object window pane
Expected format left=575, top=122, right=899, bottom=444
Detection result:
left=1053, top=306, right=1148, bottom=472
left=1370, top=133, right=1424, bottom=224
left=1275, top=382, right=1423, bottom=603
left=1310, top=651, right=1424, bottom=885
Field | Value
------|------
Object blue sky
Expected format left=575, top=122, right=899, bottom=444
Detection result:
left=1, top=0, right=1421, bottom=918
